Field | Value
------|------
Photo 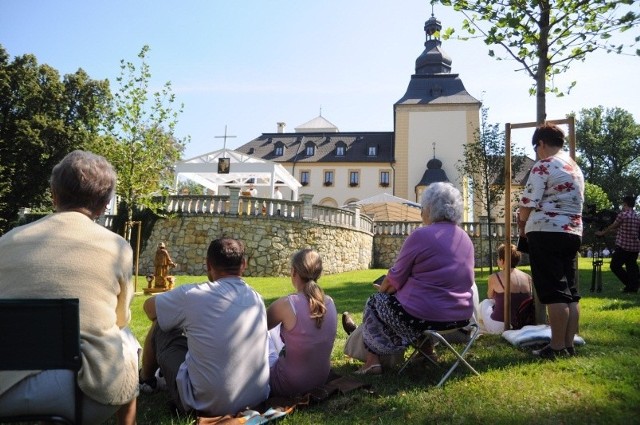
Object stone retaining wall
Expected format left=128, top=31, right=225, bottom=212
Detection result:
left=372, top=234, right=405, bottom=268
left=139, top=215, right=373, bottom=277
left=136, top=214, right=518, bottom=277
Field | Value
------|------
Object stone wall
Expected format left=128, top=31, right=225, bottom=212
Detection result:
left=139, top=214, right=373, bottom=277
left=372, top=234, right=404, bottom=268
left=135, top=212, right=518, bottom=277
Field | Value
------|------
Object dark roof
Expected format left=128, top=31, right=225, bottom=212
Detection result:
left=396, top=14, right=480, bottom=106
left=235, top=132, right=395, bottom=163
left=416, top=157, right=449, bottom=187
left=396, top=74, right=481, bottom=106
left=489, top=155, right=536, bottom=185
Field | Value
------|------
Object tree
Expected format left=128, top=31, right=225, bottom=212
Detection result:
left=437, top=0, right=640, bottom=124
left=0, top=45, right=111, bottom=234
left=95, top=46, right=187, bottom=225
left=177, top=179, right=206, bottom=195
left=583, top=182, right=614, bottom=213
left=574, top=106, right=640, bottom=205
left=457, top=108, right=526, bottom=272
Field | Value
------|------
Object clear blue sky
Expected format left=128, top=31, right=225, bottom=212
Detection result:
left=2, top=0, right=638, bottom=160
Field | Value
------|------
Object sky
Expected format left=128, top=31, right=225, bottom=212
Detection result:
left=2, top=0, right=639, bottom=161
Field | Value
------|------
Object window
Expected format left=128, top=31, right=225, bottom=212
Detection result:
left=367, top=146, right=377, bottom=156
left=336, top=145, right=345, bottom=156
left=274, top=146, right=284, bottom=156
left=380, top=171, right=390, bottom=187
left=300, top=171, right=310, bottom=186
left=323, top=170, right=334, bottom=186
left=305, top=145, right=315, bottom=156
left=349, top=170, right=360, bottom=187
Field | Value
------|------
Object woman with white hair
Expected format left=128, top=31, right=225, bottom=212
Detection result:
left=350, top=182, right=476, bottom=375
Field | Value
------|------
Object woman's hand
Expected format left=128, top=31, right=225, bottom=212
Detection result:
left=378, top=277, right=397, bottom=294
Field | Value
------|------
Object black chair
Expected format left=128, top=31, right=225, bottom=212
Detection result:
left=398, top=320, right=480, bottom=387
left=0, top=298, right=82, bottom=424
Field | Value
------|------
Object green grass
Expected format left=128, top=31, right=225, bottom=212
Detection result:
left=124, top=259, right=640, bottom=424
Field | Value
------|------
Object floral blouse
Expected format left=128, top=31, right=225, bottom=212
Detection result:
left=519, top=151, right=584, bottom=236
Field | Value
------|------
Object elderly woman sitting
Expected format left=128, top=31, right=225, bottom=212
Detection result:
left=352, top=182, right=476, bottom=375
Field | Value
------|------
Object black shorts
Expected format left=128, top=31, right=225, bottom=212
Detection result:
left=527, top=231, right=582, bottom=304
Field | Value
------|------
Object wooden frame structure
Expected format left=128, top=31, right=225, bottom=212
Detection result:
left=503, top=117, right=576, bottom=331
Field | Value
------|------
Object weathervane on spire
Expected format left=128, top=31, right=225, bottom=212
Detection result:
left=432, top=141, right=436, bottom=159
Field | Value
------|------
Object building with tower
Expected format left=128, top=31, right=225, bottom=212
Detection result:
left=233, top=12, right=481, bottom=217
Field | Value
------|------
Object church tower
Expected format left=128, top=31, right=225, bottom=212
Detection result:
left=393, top=11, right=480, bottom=218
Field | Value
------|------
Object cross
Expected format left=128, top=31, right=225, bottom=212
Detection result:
left=214, top=125, right=236, bottom=155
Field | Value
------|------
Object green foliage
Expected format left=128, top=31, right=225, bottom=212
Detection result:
left=96, top=45, right=188, bottom=221
left=584, top=182, right=614, bottom=213
left=0, top=44, right=111, bottom=234
left=574, top=106, right=640, bottom=205
left=123, top=260, right=640, bottom=424
left=457, top=108, right=527, bottom=272
left=437, top=0, right=640, bottom=123
left=177, top=179, right=206, bottom=196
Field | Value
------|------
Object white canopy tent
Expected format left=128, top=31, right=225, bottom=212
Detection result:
left=174, top=149, right=301, bottom=199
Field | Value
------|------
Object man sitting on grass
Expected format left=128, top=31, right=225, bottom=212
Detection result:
left=140, top=237, right=270, bottom=416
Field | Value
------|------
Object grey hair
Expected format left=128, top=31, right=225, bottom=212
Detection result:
left=421, top=182, right=464, bottom=224
left=50, top=150, right=116, bottom=215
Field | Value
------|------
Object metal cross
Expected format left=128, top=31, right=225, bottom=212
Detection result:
left=215, top=125, right=237, bottom=154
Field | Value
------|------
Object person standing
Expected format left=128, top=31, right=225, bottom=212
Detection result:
left=518, top=123, right=584, bottom=359
left=0, top=150, right=138, bottom=424
left=273, top=186, right=283, bottom=215
left=140, top=238, right=269, bottom=417
left=596, top=195, right=640, bottom=293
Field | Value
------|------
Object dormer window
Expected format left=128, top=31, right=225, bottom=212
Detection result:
left=274, top=142, right=285, bottom=156
left=336, top=146, right=345, bottom=156
left=367, top=146, right=377, bottom=156
left=305, top=143, right=315, bottom=156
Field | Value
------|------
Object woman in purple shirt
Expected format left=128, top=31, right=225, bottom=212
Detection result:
left=267, top=249, right=338, bottom=396
left=355, top=182, right=475, bottom=375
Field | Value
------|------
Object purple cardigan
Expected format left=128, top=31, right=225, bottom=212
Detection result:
left=387, top=222, right=475, bottom=322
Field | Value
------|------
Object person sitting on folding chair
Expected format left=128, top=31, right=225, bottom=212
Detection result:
left=346, top=182, right=475, bottom=375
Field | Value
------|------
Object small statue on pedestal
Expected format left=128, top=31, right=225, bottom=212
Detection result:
left=144, top=242, right=176, bottom=294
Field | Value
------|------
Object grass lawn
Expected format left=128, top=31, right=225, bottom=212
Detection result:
left=123, top=258, right=640, bottom=425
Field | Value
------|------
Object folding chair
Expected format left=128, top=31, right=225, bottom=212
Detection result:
left=398, top=320, right=480, bottom=387
left=0, top=298, right=82, bottom=424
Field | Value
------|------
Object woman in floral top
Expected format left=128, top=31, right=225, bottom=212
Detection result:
left=518, top=123, right=584, bottom=359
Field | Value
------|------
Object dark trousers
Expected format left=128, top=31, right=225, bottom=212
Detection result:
left=610, top=247, right=639, bottom=290
left=152, top=324, right=188, bottom=412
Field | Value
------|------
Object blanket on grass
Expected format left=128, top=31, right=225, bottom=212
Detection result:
left=196, top=372, right=371, bottom=424
left=502, top=324, right=585, bottom=348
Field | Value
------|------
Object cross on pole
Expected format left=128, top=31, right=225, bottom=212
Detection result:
left=215, top=125, right=236, bottom=156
